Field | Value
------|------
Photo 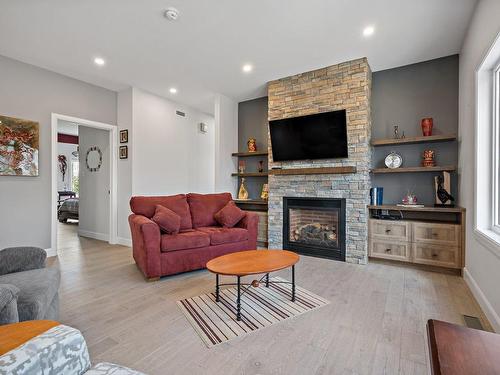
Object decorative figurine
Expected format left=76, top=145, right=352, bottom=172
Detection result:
left=402, top=190, right=418, bottom=205
left=258, top=160, right=264, bottom=173
left=401, top=131, right=406, bottom=139
left=422, top=150, right=436, bottom=167
left=435, top=172, right=455, bottom=206
left=393, top=125, right=400, bottom=139
left=260, top=183, right=269, bottom=201
left=421, top=118, right=433, bottom=136
left=238, top=160, right=246, bottom=174
left=238, top=178, right=249, bottom=200
left=247, top=137, right=257, bottom=152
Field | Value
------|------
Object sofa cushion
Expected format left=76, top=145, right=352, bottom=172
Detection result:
left=187, top=193, right=232, bottom=228
left=197, top=226, right=249, bottom=245
left=130, top=194, right=192, bottom=230
left=0, top=267, right=60, bottom=322
left=160, top=230, right=210, bottom=252
left=214, top=201, right=246, bottom=228
left=151, top=205, right=181, bottom=234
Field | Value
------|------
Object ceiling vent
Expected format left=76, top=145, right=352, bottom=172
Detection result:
left=176, top=110, right=186, bottom=117
left=164, top=7, right=180, bottom=21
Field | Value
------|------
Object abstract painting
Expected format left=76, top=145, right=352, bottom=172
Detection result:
left=0, top=115, right=39, bottom=176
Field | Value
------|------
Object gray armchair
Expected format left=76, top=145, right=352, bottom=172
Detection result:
left=0, top=247, right=60, bottom=325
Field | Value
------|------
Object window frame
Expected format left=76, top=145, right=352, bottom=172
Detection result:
left=493, top=63, right=500, bottom=234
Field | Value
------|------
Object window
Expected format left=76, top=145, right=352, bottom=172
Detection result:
left=494, top=64, right=500, bottom=234
left=475, top=33, right=500, bottom=250
left=71, top=160, right=79, bottom=195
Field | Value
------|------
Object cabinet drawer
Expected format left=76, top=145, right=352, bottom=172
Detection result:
left=370, top=240, right=411, bottom=262
left=413, top=222, right=459, bottom=246
left=412, top=243, right=460, bottom=268
left=369, top=219, right=410, bottom=241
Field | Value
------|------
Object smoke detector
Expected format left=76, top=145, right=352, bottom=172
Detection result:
left=164, top=7, right=180, bottom=21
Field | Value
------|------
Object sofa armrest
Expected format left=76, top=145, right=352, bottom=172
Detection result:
left=0, top=247, right=46, bottom=276
left=237, top=211, right=259, bottom=249
left=0, top=284, right=20, bottom=325
left=129, top=214, right=162, bottom=279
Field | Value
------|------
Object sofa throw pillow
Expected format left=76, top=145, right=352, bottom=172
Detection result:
left=214, top=201, right=246, bottom=228
left=152, top=205, right=181, bottom=234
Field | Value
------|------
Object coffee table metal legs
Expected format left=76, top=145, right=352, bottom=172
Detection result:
left=215, top=274, right=220, bottom=302
left=214, top=267, right=296, bottom=321
left=237, top=276, right=241, bottom=321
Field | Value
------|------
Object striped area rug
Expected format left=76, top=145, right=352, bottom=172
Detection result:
left=177, top=277, right=329, bottom=347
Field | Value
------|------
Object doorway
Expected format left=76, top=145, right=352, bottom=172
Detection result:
left=51, top=113, right=117, bottom=255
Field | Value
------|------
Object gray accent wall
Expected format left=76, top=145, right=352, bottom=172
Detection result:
left=371, top=55, right=459, bottom=205
left=0, top=55, right=117, bottom=250
left=237, top=97, right=269, bottom=199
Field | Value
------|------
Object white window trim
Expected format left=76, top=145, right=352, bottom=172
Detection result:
left=475, top=30, right=500, bottom=255
left=493, top=64, right=500, bottom=234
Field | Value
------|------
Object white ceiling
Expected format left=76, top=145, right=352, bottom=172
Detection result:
left=0, top=0, right=477, bottom=114
left=57, top=120, right=79, bottom=136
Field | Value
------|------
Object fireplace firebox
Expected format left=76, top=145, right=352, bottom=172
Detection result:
left=283, top=197, right=346, bottom=261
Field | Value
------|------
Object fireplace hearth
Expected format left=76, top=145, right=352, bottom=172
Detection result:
left=283, top=197, right=346, bottom=261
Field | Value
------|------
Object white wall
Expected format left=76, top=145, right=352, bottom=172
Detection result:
left=117, top=88, right=133, bottom=244
left=214, top=94, right=238, bottom=196
left=78, top=126, right=110, bottom=240
left=57, top=142, right=78, bottom=191
left=131, top=88, right=216, bottom=196
left=459, top=0, right=500, bottom=332
left=0, top=55, right=116, bottom=251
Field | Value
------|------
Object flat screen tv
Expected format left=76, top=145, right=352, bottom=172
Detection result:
left=269, top=109, right=348, bottom=161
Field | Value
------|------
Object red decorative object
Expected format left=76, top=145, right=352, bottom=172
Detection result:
left=422, top=150, right=436, bottom=167
left=421, top=118, right=434, bottom=136
left=57, top=133, right=79, bottom=144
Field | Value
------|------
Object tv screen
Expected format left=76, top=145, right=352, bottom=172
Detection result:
left=269, top=109, right=348, bottom=161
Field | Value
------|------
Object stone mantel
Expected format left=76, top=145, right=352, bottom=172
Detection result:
left=267, top=57, right=372, bottom=264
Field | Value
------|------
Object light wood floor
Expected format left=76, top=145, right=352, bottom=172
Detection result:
left=55, top=223, right=490, bottom=375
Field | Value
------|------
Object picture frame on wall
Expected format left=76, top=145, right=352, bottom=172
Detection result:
left=119, top=129, right=128, bottom=143
left=119, top=145, right=128, bottom=159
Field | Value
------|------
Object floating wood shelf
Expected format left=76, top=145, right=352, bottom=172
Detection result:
left=234, top=199, right=268, bottom=205
left=231, top=151, right=268, bottom=157
left=367, top=204, right=465, bottom=213
left=231, top=172, right=268, bottom=177
left=269, top=166, right=357, bottom=176
left=371, top=134, right=457, bottom=146
left=370, top=165, right=456, bottom=174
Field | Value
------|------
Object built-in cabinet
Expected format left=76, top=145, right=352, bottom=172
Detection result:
left=368, top=205, right=465, bottom=271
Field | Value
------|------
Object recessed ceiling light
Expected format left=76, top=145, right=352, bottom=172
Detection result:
left=94, top=57, right=106, bottom=66
left=363, top=26, right=375, bottom=37
left=242, top=64, right=253, bottom=73
left=169, top=87, right=178, bottom=94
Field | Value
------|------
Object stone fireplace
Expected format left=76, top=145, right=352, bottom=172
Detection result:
left=267, top=58, right=372, bottom=264
left=284, top=197, right=346, bottom=261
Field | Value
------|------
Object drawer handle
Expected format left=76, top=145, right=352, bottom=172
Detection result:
left=385, top=229, right=391, bottom=233
left=432, top=233, right=438, bottom=237
left=432, top=253, right=438, bottom=257
left=385, top=248, right=391, bottom=252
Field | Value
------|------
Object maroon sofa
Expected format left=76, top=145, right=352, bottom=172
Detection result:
left=128, top=192, right=258, bottom=280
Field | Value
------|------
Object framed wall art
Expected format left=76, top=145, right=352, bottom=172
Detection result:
left=0, top=115, right=39, bottom=176
left=120, top=129, right=128, bottom=143
left=119, top=145, right=128, bottom=159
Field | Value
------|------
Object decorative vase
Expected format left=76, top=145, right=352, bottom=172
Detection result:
left=422, top=150, right=435, bottom=167
left=260, top=183, right=269, bottom=201
left=238, top=178, right=249, bottom=200
left=421, top=118, right=433, bottom=136
left=258, top=160, right=264, bottom=173
left=238, top=160, right=246, bottom=174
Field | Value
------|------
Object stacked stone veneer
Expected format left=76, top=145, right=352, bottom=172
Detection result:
left=267, top=58, right=372, bottom=264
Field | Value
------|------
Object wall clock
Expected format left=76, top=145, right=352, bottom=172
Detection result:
left=385, top=152, right=402, bottom=169
left=86, top=146, right=103, bottom=172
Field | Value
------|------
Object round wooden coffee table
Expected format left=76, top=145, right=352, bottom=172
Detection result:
left=206, top=250, right=300, bottom=321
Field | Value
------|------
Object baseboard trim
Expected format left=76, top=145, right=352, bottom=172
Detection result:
left=45, top=247, right=57, bottom=257
left=78, top=230, right=109, bottom=242
left=117, top=237, right=132, bottom=247
left=463, top=267, right=500, bottom=332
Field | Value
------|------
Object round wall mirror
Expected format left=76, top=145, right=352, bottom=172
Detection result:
left=86, top=146, right=102, bottom=172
